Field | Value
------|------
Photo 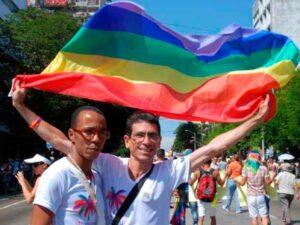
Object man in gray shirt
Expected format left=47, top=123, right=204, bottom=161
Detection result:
left=275, top=163, right=300, bottom=225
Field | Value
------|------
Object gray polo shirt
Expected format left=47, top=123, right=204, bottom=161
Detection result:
left=276, top=171, right=296, bottom=195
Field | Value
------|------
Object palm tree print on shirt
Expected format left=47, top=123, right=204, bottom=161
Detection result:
left=73, top=194, right=96, bottom=219
left=106, top=187, right=126, bottom=212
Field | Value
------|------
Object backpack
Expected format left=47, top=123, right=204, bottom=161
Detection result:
left=196, top=169, right=216, bottom=202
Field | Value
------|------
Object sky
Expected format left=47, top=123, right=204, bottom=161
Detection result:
left=115, top=0, right=255, bottom=150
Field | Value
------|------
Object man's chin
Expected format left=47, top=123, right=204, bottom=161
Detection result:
left=85, top=152, right=100, bottom=161
left=138, top=155, right=155, bottom=164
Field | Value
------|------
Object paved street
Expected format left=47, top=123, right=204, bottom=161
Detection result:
left=185, top=199, right=300, bottom=225
left=0, top=194, right=32, bottom=225
left=1, top=193, right=300, bottom=225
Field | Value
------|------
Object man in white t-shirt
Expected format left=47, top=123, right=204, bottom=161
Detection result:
left=12, top=83, right=271, bottom=225
left=13, top=83, right=107, bottom=225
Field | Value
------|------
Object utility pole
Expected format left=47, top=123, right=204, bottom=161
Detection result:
left=261, top=127, right=265, bottom=160
left=185, top=130, right=197, bottom=150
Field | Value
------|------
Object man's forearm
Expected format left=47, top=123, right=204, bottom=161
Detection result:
left=190, top=115, right=263, bottom=171
left=19, top=179, right=34, bottom=203
left=210, top=115, right=262, bottom=152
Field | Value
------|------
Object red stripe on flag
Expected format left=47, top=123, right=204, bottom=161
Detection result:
left=16, top=72, right=278, bottom=122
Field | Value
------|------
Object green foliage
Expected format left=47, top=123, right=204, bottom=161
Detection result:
left=265, top=73, right=300, bottom=153
left=173, top=122, right=201, bottom=152
left=0, top=8, right=80, bottom=158
left=114, top=141, right=130, bottom=157
left=0, top=8, right=134, bottom=158
left=0, top=7, right=80, bottom=79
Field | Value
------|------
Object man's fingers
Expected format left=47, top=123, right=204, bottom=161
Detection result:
left=264, top=94, right=270, bottom=105
left=260, top=94, right=270, bottom=108
left=15, top=79, right=20, bottom=87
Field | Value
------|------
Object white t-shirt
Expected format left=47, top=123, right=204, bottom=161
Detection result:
left=276, top=171, right=296, bottom=195
left=34, top=157, right=105, bottom=225
left=93, top=153, right=190, bottom=225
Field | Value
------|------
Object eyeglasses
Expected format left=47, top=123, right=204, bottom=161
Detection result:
left=73, top=127, right=110, bottom=140
left=32, top=162, right=44, bottom=167
left=131, top=132, right=160, bottom=143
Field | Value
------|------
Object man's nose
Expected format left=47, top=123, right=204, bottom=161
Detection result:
left=91, top=133, right=103, bottom=143
left=141, top=134, right=153, bottom=144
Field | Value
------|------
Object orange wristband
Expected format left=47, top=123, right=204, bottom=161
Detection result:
left=29, top=116, right=42, bottom=129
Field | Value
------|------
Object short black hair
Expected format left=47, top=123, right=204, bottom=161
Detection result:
left=204, top=159, right=212, bottom=165
left=70, top=106, right=104, bottom=128
left=156, top=148, right=165, bottom=158
left=125, top=111, right=161, bottom=136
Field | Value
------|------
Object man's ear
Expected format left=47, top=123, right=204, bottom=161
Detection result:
left=68, top=128, right=75, bottom=143
left=123, top=135, right=130, bottom=148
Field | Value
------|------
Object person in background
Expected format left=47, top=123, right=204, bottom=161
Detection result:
left=15, top=154, right=51, bottom=203
left=267, top=158, right=278, bottom=175
left=170, top=188, right=185, bottom=225
left=275, top=163, right=300, bottom=225
left=1, top=160, right=12, bottom=193
left=235, top=150, right=275, bottom=225
left=295, top=160, right=300, bottom=179
left=190, top=160, right=224, bottom=225
left=223, top=154, right=242, bottom=213
left=188, top=167, right=199, bottom=225
left=218, top=156, right=227, bottom=172
left=210, top=157, right=219, bottom=170
left=155, top=148, right=166, bottom=162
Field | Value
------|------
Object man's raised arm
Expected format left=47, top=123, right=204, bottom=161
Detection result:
left=12, top=80, right=71, bottom=155
left=190, top=95, right=270, bottom=172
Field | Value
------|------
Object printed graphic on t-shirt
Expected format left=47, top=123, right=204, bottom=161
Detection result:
left=106, top=187, right=126, bottom=213
left=73, top=195, right=96, bottom=219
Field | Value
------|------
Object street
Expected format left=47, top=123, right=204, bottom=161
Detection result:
left=0, top=194, right=32, bottom=225
left=1, top=193, right=300, bottom=225
left=185, top=199, right=300, bottom=225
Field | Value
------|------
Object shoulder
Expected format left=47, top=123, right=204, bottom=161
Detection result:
left=43, top=157, right=70, bottom=175
left=39, top=158, right=72, bottom=184
left=93, top=153, right=126, bottom=167
left=97, top=153, right=126, bottom=164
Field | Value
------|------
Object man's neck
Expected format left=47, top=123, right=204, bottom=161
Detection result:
left=128, top=157, right=152, bottom=181
left=69, top=151, right=92, bottom=176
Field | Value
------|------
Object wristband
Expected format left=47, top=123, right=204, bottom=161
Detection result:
left=29, top=116, right=42, bottom=129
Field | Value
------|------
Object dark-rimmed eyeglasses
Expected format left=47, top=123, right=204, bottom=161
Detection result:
left=32, top=162, right=44, bottom=167
left=73, top=127, right=110, bottom=141
left=130, top=132, right=160, bottom=143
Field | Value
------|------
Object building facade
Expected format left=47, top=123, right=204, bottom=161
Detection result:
left=253, top=0, right=300, bottom=47
left=26, top=0, right=112, bottom=21
left=0, top=0, right=27, bottom=19
left=0, top=0, right=111, bottom=21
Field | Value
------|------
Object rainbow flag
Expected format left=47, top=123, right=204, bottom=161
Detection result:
left=15, top=1, right=300, bottom=122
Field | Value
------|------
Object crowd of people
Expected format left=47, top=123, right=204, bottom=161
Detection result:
left=7, top=80, right=299, bottom=225
left=168, top=151, right=300, bottom=225
left=0, top=157, right=32, bottom=194
left=0, top=150, right=63, bottom=196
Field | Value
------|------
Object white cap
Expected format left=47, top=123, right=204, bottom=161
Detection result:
left=24, top=154, right=52, bottom=165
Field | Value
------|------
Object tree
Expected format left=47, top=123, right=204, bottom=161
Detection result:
left=173, top=122, right=201, bottom=152
left=0, top=7, right=80, bottom=80
left=0, top=8, right=134, bottom=159
left=265, top=74, right=300, bottom=155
